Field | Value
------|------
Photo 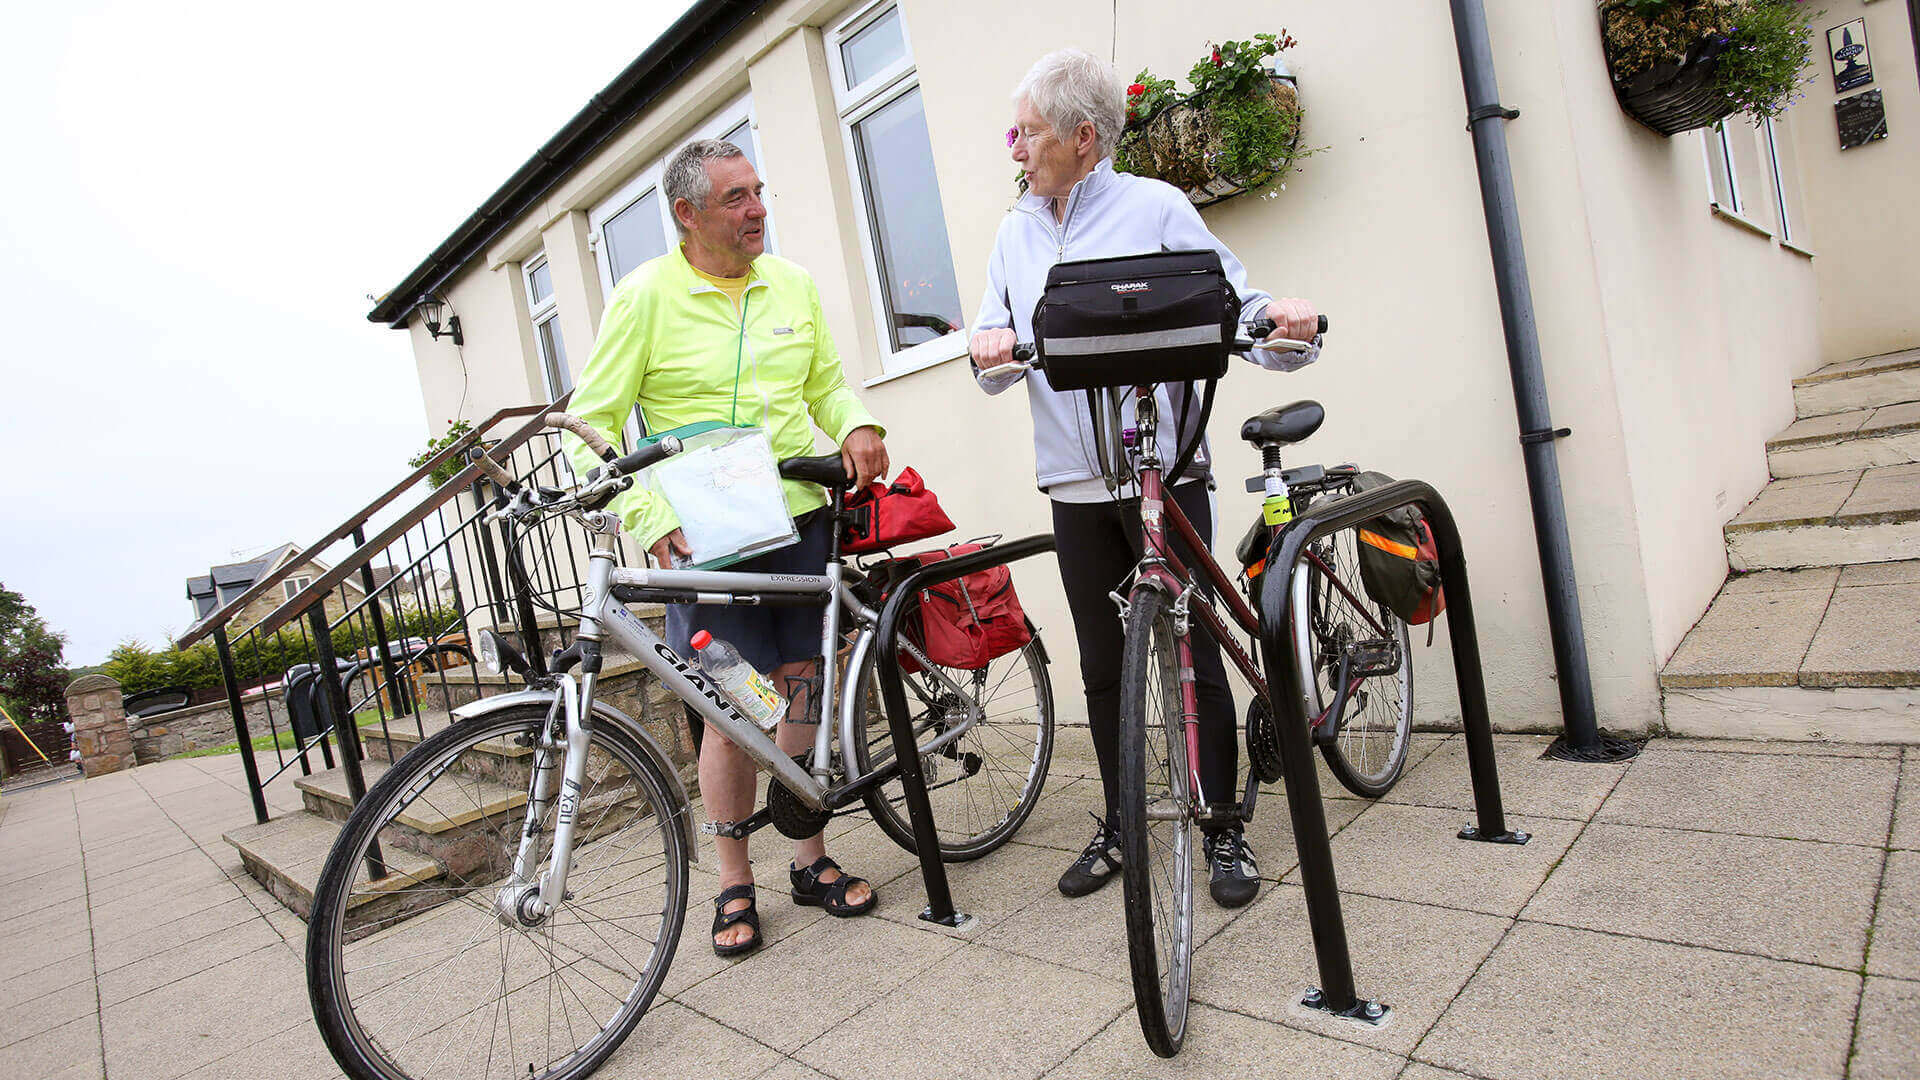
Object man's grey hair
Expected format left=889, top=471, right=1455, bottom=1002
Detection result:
left=1014, top=48, right=1126, bottom=158
left=662, top=138, right=747, bottom=234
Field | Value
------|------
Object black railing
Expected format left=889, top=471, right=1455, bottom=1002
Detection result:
left=183, top=399, right=649, bottom=828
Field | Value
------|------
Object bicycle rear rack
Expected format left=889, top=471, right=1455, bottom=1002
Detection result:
left=869, top=533, right=1058, bottom=929
left=1258, top=478, right=1527, bottom=1023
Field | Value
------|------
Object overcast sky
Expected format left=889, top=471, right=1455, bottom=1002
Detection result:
left=1, top=0, right=697, bottom=666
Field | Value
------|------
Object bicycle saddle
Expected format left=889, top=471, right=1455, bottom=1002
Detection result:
left=1239, top=400, right=1325, bottom=446
left=779, top=453, right=855, bottom=488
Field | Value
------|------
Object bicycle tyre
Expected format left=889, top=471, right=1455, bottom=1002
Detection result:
left=307, top=704, right=688, bottom=1080
left=1291, top=529, right=1414, bottom=798
left=850, top=635, right=1054, bottom=861
left=1117, top=586, right=1194, bottom=1058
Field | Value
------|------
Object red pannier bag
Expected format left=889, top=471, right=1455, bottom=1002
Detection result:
left=887, top=543, right=1034, bottom=672
left=841, top=467, right=956, bottom=554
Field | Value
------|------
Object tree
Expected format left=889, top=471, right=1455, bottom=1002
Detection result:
left=0, top=583, right=70, bottom=723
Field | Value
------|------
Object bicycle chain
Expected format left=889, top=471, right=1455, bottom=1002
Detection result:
left=1245, top=698, right=1285, bottom=784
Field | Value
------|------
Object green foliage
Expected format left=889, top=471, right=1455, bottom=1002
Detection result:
left=1113, top=31, right=1312, bottom=198
left=1186, top=32, right=1296, bottom=98
left=409, top=419, right=475, bottom=490
left=106, top=605, right=462, bottom=696
left=1124, top=71, right=1180, bottom=126
left=0, top=583, right=69, bottom=723
left=1603, top=0, right=1822, bottom=120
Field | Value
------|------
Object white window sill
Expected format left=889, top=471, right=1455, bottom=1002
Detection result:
left=1780, top=239, right=1815, bottom=259
left=862, top=339, right=970, bottom=388
left=1710, top=203, right=1773, bottom=240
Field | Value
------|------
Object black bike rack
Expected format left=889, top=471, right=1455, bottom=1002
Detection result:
left=869, top=532, right=1058, bottom=928
left=1257, top=478, right=1527, bottom=1022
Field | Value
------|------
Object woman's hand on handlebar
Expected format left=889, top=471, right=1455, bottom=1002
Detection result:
left=970, top=327, right=1020, bottom=370
left=1261, top=298, right=1321, bottom=344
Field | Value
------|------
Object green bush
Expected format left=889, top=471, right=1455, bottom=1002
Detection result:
left=109, top=606, right=463, bottom=696
left=409, top=419, right=475, bottom=491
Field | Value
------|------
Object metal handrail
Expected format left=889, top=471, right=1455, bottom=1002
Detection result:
left=176, top=399, right=563, bottom=648
left=237, top=396, right=572, bottom=644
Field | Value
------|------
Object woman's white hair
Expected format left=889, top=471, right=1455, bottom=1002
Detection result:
left=1014, top=48, right=1126, bottom=157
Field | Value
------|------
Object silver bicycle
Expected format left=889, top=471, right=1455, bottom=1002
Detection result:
left=306, top=413, right=1055, bottom=1080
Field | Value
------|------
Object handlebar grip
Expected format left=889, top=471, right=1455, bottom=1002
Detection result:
left=611, top=435, right=683, bottom=477
left=544, top=411, right=618, bottom=462
left=467, top=446, right=520, bottom=491
left=1012, top=343, right=1038, bottom=365
left=1247, top=315, right=1330, bottom=339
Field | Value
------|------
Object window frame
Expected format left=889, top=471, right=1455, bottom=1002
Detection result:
left=1701, top=120, right=1743, bottom=216
left=1761, top=115, right=1808, bottom=252
left=827, top=0, right=968, bottom=378
left=283, top=575, right=312, bottom=601
left=523, top=254, right=571, bottom=401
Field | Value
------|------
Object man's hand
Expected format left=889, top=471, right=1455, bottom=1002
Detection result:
left=649, top=529, right=692, bottom=568
left=969, top=328, right=1019, bottom=370
left=841, top=426, right=889, bottom=489
left=1262, top=298, right=1320, bottom=344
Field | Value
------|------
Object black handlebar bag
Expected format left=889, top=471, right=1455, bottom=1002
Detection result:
left=1032, top=249, right=1240, bottom=391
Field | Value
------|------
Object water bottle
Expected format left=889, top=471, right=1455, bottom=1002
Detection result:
left=689, top=631, right=787, bottom=731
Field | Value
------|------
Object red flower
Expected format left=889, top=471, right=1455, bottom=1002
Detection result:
left=1211, top=48, right=1223, bottom=66
left=1127, top=82, right=1145, bottom=97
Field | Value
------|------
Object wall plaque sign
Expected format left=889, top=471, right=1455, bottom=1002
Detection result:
left=1828, top=18, right=1874, bottom=92
left=1837, top=89, right=1889, bottom=149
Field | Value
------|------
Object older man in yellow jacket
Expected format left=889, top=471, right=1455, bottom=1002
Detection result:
left=565, top=138, right=887, bottom=958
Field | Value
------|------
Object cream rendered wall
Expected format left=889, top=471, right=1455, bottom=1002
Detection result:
left=409, top=258, right=547, bottom=430
left=1540, top=0, right=1818, bottom=669
left=1794, top=0, right=1920, bottom=362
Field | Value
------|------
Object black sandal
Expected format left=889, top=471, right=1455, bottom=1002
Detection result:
left=711, top=883, right=762, bottom=957
left=789, top=856, right=876, bottom=917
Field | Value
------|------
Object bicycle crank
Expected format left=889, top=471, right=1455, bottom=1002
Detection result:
left=767, top=755, right=835, bottom=839
left=1245, top=699, right=1284, bottom=783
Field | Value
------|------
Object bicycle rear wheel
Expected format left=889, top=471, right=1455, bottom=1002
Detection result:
left=307, top=704, right=688, bottom=1080
left=851, top=636, right=1054, bottom=861
left=1117, top=586, right=1194, bottom=1058
left=1292, top=529, right=1414, bottom=797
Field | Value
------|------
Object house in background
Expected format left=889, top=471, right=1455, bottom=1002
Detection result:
left=368, top=0, right=1920, bottom=741
left=183, top=545, right=451, bottom=642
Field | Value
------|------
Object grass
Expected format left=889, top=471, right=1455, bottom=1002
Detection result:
left=175, top=709, right=390, bottom=760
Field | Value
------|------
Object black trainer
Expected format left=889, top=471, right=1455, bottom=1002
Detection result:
left=1205, top=827, right=1260, bottom=908
left=1058, top=814, right=1122, bottom=897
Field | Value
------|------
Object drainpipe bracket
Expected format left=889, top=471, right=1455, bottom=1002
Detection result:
left=1518, top=426, right=1571, bottom=446
left=1467, top=104, right=1520, bottom=131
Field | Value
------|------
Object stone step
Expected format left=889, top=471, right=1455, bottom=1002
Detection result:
left=1794, top=349, right=1920, bottom=419
left=1768, top=403, right=1920, bottom=478
left=1723, top=464, right=1920, bottom=571
left=224, top=810, right=442, bottom=923
left=1659, top=563, right=1920, bottom=742
left=361, top=710, right=533, bottom=772
left=297, top=761, right=528, bottom=834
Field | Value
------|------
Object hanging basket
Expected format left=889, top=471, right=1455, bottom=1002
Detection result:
left=1120, top=76, right=1303, bottom=208
left=1600, top=7, right=1737, bottom=136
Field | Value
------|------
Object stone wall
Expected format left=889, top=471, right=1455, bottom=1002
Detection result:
left=65, top=674, right=133, bottom=777
left=129, top=698, right=256, bottom=763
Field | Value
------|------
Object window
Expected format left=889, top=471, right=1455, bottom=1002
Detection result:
left=1762, top=116, right=1807, bottom=249
left=829, top=0, right=965, bottom=374
left=589, top=96, right=768, bottom=296
left=1702, top=121, right=1743, bottom=215
left=283, top=575, right=312, bottom=601
left=525, top=256, right=570, bottom=400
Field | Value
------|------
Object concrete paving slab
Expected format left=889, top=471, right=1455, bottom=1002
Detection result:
left=1867, top=849, right=1920, bottom=979
left=1895, top=753, right=1918, bottom=850
left=794, top=945, right=1131, bottom=1080
left=0, top=1015, right=103, bottom=1080
left=1048, top=724, right=1101, bottom=782
left=1597, top=747, right=1896, bottom=846
left=1840, top=559, right=1920, bottom=587
left=91, top=895, right=263, bottom=973
left=877, top=834, right=1071, bottom=939
left=97, top=916, right=283, bottom=1006
left=1726, top=471, right=1860, bottom=532
left=750, top=1060, right=834, bottom=1080
left=1721, top=566, right=1843, bottom=593
left=1838, top=463, right=1920, bottom=522
left=1398, top=1066, right=1481, bottom=1080
left=1864, top=400, right=1920, bottom=434
left=87, top=853, right=232, bottom=908
left=1289, top=803, right=1571, bottom=917
left=1044, top=1001, right=1405, bottom=1080
left=0, top=951, right=92, bottom=1013
left=177, top=1017, right=345, bottom=1080
left=1419, top=922, right=1858, bottom=1080
left=1653, top=737, right=1901, bottom=758
left=1520, top=823, right=1880, bottom=969
left=88, top=871, right=248, bottom=945
left=1240, top=788, right=1371, bottom=879
left=1770, top=408, right=1870, bottom=447
left=0, top=927, right=92, bottom=983
left=664, top=864, right=832, bottom=998
left=1851, top=976, right=1920, bottom=1080
left=1382, top=735, right=1624, bottom=821
left=100, top=943, right=308, bottom=1080
left=1190, top=884, right=1507, bottom=1056
left=1801, top=580, right=1920, bottom=687
left=0, top=976, right=102, bottom=1051
left=678, top=909, right=963, bottom=1053
left=589, top=1000, right=783, bottom=1080
left=995, top=775, right=1105, bottom=853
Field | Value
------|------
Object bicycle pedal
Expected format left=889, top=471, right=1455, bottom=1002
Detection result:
left=1346, top=639, right=1401, bottom=679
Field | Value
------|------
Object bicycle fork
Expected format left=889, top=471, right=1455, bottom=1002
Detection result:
left=496, top=671, right=596, bottom=928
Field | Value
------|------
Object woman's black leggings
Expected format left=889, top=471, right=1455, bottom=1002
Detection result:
left=1051, top=481, right=1238, bottom=829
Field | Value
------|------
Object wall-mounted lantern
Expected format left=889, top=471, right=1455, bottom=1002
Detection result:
left=415, top=293, right=464, bottom=346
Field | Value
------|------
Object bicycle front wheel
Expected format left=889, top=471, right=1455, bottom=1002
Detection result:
left=850, top=635, right=1054, bottom=861
left=1117, top=586, right=1194, bottom=1058
left=307, top=704, right=688, bottom=1080
left=1293, top=529, right=1414, bottom=798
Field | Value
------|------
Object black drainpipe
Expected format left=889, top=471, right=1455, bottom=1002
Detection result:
left=1447, top=0, right=1636, bottom=762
